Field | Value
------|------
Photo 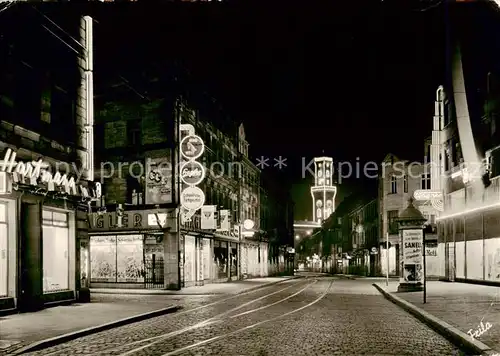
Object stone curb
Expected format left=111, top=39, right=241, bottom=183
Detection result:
left=372, top=283, right=499, bottom=356
left=10, top=305, right=182, bottom=355
left=9, top=276, right=302, bottom=355
left=91, top=275, right=302, bottom=296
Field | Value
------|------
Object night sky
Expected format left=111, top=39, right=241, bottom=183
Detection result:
left=1, top=1, right=453, bottom=220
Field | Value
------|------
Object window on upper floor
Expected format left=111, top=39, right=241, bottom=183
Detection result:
left=387, top=210, right=399, bottom=234
left=41, top=88, right=51, bottom=124
left=403, top=175, right=408, bottom=193
left=422, top=213, right=436, bottom=226
left=421, top=172, right=431, bottom=190
left=127, top=120, right=142, bottom=146
left=390, top=175, right=397, bottom=194
left=104, top=121, right=127, bottom=149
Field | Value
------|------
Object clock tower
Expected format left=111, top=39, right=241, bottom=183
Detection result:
left=310, top=157, right=337, bottom=224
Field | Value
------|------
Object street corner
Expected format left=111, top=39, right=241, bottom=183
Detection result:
left=372, top=284, right=494, bottom=356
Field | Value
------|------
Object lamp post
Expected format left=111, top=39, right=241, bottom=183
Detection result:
left=397, top=198, right=427, bottom=294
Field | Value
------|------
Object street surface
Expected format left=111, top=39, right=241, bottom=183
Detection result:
left=22, top=274, right=465, bottom=356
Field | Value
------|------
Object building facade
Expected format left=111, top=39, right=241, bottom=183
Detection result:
left=91, top=90, right=276, bottom=289
left=261, top=171, right=295, bottom=276
left=299, top=189, right=379, bottom=276
left=378, top=152, right=439, bottom=279
left=0, top=13, right=100, bottom=312
left=433, top=4, right=500, bottom=285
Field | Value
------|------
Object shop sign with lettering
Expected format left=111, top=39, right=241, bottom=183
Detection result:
left=180, top=161, right=205, bottom=186
left=180, top=186, right=205, bottom=211
left=0, top=148, right=101, bottom=198
left=180, top=135, right=204, bottom=160
left=89, top=209, right=176, bottom=231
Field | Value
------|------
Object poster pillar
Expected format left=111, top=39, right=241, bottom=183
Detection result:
left=397, top=198, right=427, bottom=293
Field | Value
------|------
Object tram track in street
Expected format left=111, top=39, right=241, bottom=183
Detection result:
left=152, top=279, right=334, bottom=356
left=114, top=279, right=320, bottom=356
left=29, top=276, right=314, bottom=356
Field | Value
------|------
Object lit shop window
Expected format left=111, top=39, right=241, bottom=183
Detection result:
left=90, top=235, right=144, bottom=283
left=42, top=210, right=70, bottom=293
left=0, top=203, right=7, bottom=297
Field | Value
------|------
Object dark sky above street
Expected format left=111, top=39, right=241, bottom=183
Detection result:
left=4, top=1, right=497, bottom=220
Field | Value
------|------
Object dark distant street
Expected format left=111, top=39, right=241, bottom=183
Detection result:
left=23, top=275, right=464, bottom=356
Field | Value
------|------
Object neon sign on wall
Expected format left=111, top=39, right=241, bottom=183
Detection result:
left=0, top=148, right=100, bottom=198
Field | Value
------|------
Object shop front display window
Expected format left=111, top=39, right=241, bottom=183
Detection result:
left=80, top=241, right=90, bottom=288
left=0, top=203, right=7, bottom=297
left=214, top=240, right=228, bottom=279
left=42, top=210, right=70, bottom=293
left=230, top=242, right=238, bottom=277
left=184, top=235, right=196, bottom=283
left=90, top=235, right=144, bottom=283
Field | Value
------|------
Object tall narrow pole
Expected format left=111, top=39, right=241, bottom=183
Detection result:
left=386, top=232, right=389, bottom=287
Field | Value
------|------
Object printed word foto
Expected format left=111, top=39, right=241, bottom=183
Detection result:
left=467, top=321, right=493, bottom=339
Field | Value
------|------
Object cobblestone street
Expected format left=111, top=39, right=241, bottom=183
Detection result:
left=19, top=276, right=466, bottom=356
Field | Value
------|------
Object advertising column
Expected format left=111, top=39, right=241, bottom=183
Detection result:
left=401, top=229, right=424, bottom=286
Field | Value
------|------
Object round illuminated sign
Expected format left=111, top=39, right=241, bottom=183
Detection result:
left=180, top=161, right=205, bottom=186
left=180, top=186, right=205, bottom=211
left=243, top=219, right=254, bottom=230
left=181, top=135, right=204, bottom=160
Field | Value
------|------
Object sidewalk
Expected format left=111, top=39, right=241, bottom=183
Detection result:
left=0, top=276, right=297, bottom=355
left=91, top=276, right=298, bottom=295
left=374, top=280, right=500, bottom=355
left=335, top=274, right=399, bottom=280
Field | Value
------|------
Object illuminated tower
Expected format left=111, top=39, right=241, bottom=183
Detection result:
left=310, top=157, right=337, bottom=224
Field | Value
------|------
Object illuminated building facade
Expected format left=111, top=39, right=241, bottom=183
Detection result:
left=435, top=4, right=500, bottom=285
left=310, top=157, right=337, bottom=224
left=0, top=14, right=100, bottom=312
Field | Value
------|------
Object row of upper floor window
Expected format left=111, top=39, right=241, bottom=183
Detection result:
left=98, top=117, right=259, bottom=185
left=0, top=65, right=78, bottom=146
left=389, top=172, right=431, bottom=194
left=349, top=201, right=378, bottom=225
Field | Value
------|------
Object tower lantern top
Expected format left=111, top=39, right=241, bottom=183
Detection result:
left=310, top=156, right=337, bottom=224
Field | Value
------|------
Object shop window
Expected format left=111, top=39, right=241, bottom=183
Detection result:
left=0, top=202, right=7, bottom=297
left=90, top=234, right=144, bottom=283
left=230, top=242, right=238, bottom=277
left=387, top=210, right=399, bottom=234
left=42, top=209, right=69, bottom=293
left=213, top=240, right=228, bottom=279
